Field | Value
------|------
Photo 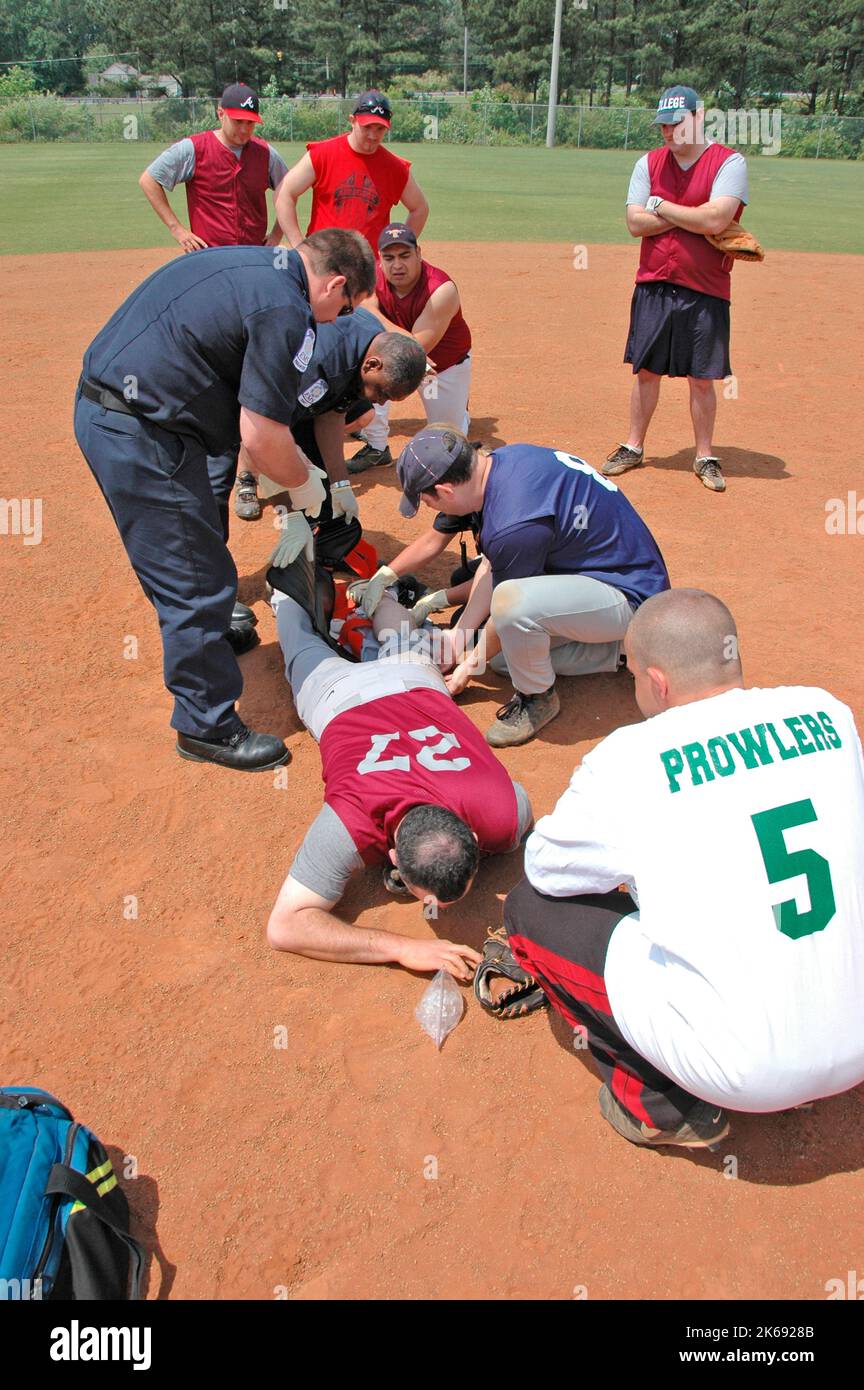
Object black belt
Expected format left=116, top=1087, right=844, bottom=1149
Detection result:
left=79, top=376, right=137, bottom=415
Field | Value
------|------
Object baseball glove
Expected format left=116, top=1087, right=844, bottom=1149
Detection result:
left=473, top=927, right=548, bottom=1020
left=705, top=224, right=765, bottom=262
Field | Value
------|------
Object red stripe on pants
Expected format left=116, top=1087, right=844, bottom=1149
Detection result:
left=508, top=933, right=613, bottom=1015
left=509, top=932, right=656, bottom=1129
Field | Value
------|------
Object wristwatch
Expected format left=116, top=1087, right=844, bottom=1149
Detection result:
left=331, top=479, right=353, bottom=490
left=646, top=195, right=665, bottom=215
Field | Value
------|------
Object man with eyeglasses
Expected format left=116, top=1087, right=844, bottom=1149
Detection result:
left=74, top=229, right=376, bottom=772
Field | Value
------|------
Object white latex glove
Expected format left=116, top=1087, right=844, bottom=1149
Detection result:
left=288, top=462, right=328, bottom=519
left=346, top=564, right=398, bottom=617
left=330, top=481, right=359, bottom=523
left=410, top=589, right=449, bottom=626
left=269, top=511, right=314, bottom=568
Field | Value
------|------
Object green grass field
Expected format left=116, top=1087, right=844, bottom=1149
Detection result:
left=1, top=142, right=862, bottom=256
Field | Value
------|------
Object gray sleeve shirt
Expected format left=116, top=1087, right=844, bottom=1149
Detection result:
left=625, top=148, right=748, bottom=206
left=146, top=138, right=196, bottom=191
left=146, top=137, right=289, bottom=192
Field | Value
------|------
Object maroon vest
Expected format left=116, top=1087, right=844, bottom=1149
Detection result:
left=320, top=687, right=518, bottom=865
left=637, top=144, right=742, bottom=301
left=375, top=260, right=472, bottom=372
left=186, top=130, right=271, bottom=246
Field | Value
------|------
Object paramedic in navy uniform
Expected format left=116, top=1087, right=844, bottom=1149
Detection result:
left=74, top=228, right=375, bottom=772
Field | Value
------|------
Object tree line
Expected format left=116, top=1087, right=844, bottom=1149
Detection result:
left=0, top=0, right=860, bottom=114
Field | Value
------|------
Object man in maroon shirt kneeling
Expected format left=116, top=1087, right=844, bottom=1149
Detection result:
left=348, top=222, right=473, bottom=473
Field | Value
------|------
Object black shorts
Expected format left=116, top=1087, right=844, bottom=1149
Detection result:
left=624, top=281, right=731, bottom=380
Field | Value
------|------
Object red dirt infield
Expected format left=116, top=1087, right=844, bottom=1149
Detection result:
left=2, top=242, right=863, bottom=1300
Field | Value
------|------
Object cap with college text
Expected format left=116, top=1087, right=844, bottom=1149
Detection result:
left=397, top=427, right=473, bottom=518
left=353, top=91, right=392, bottom=127
left=219, top=83, right=263, bottom=124
left=378, top=223, right=417, bottom=251
left=653, top=85, right=700, bottom=125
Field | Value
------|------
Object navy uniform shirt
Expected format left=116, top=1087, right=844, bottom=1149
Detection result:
left=479, top=444, right=669, bottom=608
left=82, top=247, right=318, bottom=455
left=293, top=307, right=383, bottom=420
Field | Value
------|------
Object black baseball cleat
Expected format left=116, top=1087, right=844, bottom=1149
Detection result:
left=347, top=444, right=393, bottom=474
left=176, top=723, right=290, bottom=772
left=232, top=601, right=257, bottom=626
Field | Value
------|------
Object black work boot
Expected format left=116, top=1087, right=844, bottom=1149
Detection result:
left=176, top=723, right=290, bottom=772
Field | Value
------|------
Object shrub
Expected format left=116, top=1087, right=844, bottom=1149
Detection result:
left=290, top=102, right=346, bottom=141
left=0, top=94, right=84, bottom=141
left=777, top=123, right=856, bottom=159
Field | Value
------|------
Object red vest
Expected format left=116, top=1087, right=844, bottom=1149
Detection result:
left=320, top=687, right=518, bottom=865
left=306, top=134, right=411, bottom=252
left=375, top=260, right=472, bottom=372
left=186, top=130, right=271, bottom=246
left=637, top=144, right=742, bottom=301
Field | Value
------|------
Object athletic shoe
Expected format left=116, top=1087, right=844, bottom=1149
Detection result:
left=694, top=457, right=726, bottom=492
left=603, top=444, right=644, bottom=476
left=485, top=686, right=561, bottom=747
left=234, top=471, right=262, bottom=520
left=176, top=723, right=290, bottom=772
left=347, top=444, right=393, bottom=474
left=598, top=1083, right=730, bottom=1150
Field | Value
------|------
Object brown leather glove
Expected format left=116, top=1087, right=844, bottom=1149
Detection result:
left=705, top=223, right=766, bottom=262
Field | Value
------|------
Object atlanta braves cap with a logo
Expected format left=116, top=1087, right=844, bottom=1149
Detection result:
left=353, top=91, right=392, bottom=127
left=219, top=83, right=263, bottom=124
left=378, top=223, right=417, bottom=250
left=397, top=428, right=473, bottom=517
left=653, top=85, right=700, bottom=124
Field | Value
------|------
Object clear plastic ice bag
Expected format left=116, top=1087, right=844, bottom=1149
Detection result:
left=414, top=968, right=464, bottom=1049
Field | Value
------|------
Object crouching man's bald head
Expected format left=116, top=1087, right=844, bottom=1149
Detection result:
left=624, top=589, right=744, bottom=717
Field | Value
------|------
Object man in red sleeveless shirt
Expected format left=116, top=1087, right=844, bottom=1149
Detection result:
left=264, top=557, right=532, bottom=978
left=139, top=83, right=286, bottom=253
left=140, top=83, right=290, bottom=538
left=276, top=93, right=430, bottom=474
left=604, top=86, right=750, bottom=495
left=275, top=91, right=429, bottom=255
left=346, top=222, right=473, bottom=474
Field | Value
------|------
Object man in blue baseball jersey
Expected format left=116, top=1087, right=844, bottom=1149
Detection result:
left=394, top=429, right=670, bottom=746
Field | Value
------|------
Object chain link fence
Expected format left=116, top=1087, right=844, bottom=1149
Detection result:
left=1, top=94, right=862, bottom=159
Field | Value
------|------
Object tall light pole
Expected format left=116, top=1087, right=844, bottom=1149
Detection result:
left=463, top=25, right=468, bottom=97
left=545, top=0, right=563, bottom=148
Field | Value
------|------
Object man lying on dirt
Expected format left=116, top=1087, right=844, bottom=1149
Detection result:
left=264, top=548, right=533, bottom=978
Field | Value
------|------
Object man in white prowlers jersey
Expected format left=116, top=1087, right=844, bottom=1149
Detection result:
left=501, top=588, right=864, bottom=1150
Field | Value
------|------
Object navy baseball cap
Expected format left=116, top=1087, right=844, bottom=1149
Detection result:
left=378, top=223, right=417, bottom=251
left=219, top=82, right=262, bottom=124
left=397, top=428, right=473, bottom=518
left=653, top=85, right=700, bottom=124
left=353, top=91, right=392, bottom=127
